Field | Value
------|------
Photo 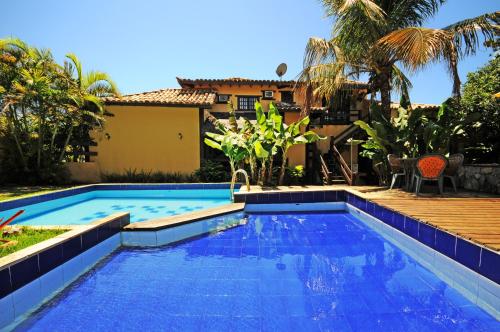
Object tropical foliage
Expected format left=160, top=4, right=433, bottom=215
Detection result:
left=204, top=101, right=324, bottom=186
left=0, top=38, right=118, bottom=183
left=355, top=99, right=476, bottom=184
left=301, top=0, right=498, bottom=117
left=460, top=55, right=500, bottom=163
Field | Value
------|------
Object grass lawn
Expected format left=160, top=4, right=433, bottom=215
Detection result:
left=0, top=227, right=68, bottom=258
left=0, top=185, right=74, bottom=202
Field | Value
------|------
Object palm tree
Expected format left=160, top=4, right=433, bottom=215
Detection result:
left=59, top=53, right=119, bottom=162
left=301, top=0, right=498, bottom=118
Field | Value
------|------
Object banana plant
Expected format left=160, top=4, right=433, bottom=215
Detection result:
left=254, top=101, right=278, bottom=185
left=204, top=131, right=248, bottom=176
left=271, top=106, right=324, bottom=185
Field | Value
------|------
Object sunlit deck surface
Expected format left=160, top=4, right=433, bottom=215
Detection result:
left=246, top=185, right=500, bottom=251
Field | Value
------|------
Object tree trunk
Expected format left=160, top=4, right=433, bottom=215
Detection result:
left=258, top=160, right=266, bottom=186
left=278, top=151, right=288, bottom=185
left=58, top=126, right=73, bottom=163
left=379, top=73, right=392, bottom=120
left=266, top=157, right=274, bottom=184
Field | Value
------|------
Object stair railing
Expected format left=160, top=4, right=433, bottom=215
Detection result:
left=230, top=169, right=250, bottom=201
left=318, top=154, right=332, bottom=185
left=331, top=144, right=356, bottom=186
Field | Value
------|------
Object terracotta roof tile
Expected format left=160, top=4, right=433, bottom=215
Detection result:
left=177, top=77, right=368, bottom=89
left=104, top=89, right=216, bottom=107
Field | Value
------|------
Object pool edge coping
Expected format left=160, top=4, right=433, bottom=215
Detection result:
left=123, top=203, right=245, bottom=231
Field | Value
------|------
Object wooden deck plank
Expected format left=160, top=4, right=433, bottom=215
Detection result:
left=352, top=188, right=500, bottom=251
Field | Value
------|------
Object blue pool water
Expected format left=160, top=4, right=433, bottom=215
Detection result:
left=15, top=212, right=498, bottom=331
left=5, top=189, right=231, bottom=225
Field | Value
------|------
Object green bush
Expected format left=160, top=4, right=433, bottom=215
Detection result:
left=194, top=160, right=230, bottom=182
left=101, top=169, right=198, bottom=183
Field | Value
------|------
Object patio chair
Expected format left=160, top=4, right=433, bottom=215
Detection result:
left=414, top=154, right=448, bottom=196
left=388, top=154, right=405, bottom=190
left=444, top=153, right=464, bottom=192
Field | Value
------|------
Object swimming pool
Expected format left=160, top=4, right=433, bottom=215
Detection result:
left=3, top=188, right=232, bottom=226
left=14, top=211, right=498, bottom=331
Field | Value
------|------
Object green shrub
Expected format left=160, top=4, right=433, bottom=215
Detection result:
left=285, top=165, right=305, bottom=185
left=101, top=169, right=198, bottom=183
left=194, top=160, right=230, bottom=182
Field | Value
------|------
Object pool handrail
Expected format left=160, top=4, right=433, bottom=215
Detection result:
left=230, top=169, right=250, bottom=201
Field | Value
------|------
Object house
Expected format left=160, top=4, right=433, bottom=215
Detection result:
left=93, top=77, right=370, bottom=183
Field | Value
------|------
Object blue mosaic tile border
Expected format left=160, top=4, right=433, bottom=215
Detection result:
left=0, top=214, right=130, bottom=300
left=0, top=183, right=236, bottom=212
left=234, top=189, right=499, bottom=285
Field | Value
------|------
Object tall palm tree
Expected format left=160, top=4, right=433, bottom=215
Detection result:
left=301, top=0, right=498, bottom=117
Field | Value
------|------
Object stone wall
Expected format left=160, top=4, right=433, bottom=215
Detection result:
left=458, top=164, right=500, bottom=194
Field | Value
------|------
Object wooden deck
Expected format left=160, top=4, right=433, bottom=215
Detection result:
left=351, top=187, right=500, bottom=251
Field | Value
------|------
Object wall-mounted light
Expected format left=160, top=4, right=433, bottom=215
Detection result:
left=178, top=133, right=183, bottom=140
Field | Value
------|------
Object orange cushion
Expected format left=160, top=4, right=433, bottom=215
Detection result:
left=417, top=156, right=447, bottom=178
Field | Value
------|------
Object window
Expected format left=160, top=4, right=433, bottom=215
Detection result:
left=281, top=91, right=294, bottom=103
left=217, top=94, right=230, bottom=103
left=237, top=96, right=260, bottom=111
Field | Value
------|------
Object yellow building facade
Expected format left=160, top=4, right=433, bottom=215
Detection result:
left=94, top=77, right=369, bottom=179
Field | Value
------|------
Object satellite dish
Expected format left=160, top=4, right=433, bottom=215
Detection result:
left=276, top=63, right=287, bottom=79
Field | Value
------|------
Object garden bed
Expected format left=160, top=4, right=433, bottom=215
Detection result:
left=0, top=227, right=68, bottom=258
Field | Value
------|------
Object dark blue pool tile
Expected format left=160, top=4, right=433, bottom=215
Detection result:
left=404, top=218, right=419, bottom=238
left=279, top=192, right=292, bottom=203
left=290, top=192, right=303, bottom=202
left=418, top=223, right=436, bottom=249
left=345, top=193, right=354, bottom=204
left=62, top=236, right=83, bottom=262
left=256, top=193, right=269, bottom=203
left=479, top=248, right=500, bottom=284
left=266, top=193, right=279, bottom=203
left=392, top=213, right=405, bottom=232
left=0, top=267, right=12, bottom=298
left=337, top=190, right=346, bottom=201
left=97, top=223, right=114, bottom=241
left=302, top=191, right=315, bottom=203
left=455, top=238, right=481, bottom=271
left=379, top=208, right=394, bottom=226
left=39, top=244, right=64, bottom=274
left=10, top=255, right=40, bottom=290
left=245, top=194, right=258, bottom=204
left=324, top=191, right=338, bottom=202
left=435, top=229, right=457, bottom=258
left=365, top=201, right=375, bottom=215
left=233, top=194, right=245, bottom=203
left=81, top=229, right=99, bottom=251
left=312, top=191, right=325, bottom=202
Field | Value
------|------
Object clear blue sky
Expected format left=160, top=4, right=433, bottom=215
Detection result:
left=1, top=0, right=498, bottom=104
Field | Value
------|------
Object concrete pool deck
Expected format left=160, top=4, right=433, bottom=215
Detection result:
left=238, top=185, right=500, bottom=252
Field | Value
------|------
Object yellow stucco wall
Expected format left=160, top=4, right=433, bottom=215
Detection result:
left=93, top=105, right=201, bottom=174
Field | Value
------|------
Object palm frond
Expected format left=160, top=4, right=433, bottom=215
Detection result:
left=387, top=0, right=444, bottom=29
left=65, top=53, right=83, bottom=85
left=444, top=11, right=499, bottom=57
left=322, top=0, right=385, bottom=22
left=375, top=27, right=454, bottom=72
left=391, top=64, right=413, bottom=100
left=82, top=71, right=120, bottom=97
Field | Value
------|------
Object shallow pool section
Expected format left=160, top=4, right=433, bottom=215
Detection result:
left=5, top=189, right=231, bottom=226
left=15, top=212, right=499, bottom=331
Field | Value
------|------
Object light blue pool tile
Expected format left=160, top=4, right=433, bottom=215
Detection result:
left=155, top=229, right=174, bottom=246
left=12, top=279, right=41, bottom=318
left=62, top=255, right=84, bottom=285
left=40, top=265, right=64, bottom=301
left=121, top=231, right=157, bottom=246
left=0, top=294, right=14, bottom=330
left=477, top=284, right=500, bottom=320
